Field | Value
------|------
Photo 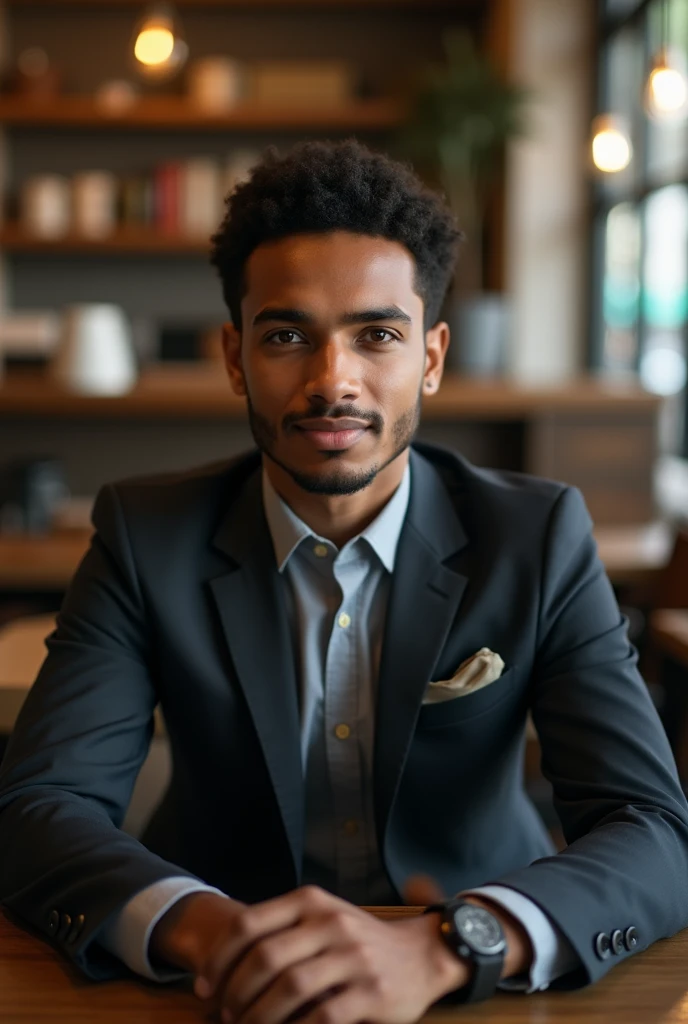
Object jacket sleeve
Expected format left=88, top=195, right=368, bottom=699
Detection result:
left=493, top=485, right=688, bottom=987
left=0, top=484, right=199, bottom=980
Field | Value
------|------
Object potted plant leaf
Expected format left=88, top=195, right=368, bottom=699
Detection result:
left=397, top=30, right=530, bottom=375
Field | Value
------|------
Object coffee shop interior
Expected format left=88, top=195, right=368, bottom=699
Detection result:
left=0, top=0, right=688, bottom=837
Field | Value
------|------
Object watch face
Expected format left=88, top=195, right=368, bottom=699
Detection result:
left=454, top=905, right=506, bottom=956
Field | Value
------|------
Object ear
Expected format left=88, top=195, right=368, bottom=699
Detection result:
left=221, top=322, right=246, bottom=397
left=422, top=321, right=450, bottom=396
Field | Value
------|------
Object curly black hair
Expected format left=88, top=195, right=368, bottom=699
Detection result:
left=210, top=139, right=461, bottom=332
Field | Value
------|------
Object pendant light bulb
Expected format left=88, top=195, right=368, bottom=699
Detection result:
left=135, top=25, right=174, bottom=68
left=591, top=114, right=633, bottom=174
left=646, top=47, right=688, bottom=120
left=133, top=5, right=187, bottom=78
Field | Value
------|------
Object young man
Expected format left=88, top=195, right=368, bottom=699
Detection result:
left=1, top=140, right=687, bottom=1022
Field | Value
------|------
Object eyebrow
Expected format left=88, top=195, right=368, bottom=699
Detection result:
left=251, top=305, right=413, bottom=327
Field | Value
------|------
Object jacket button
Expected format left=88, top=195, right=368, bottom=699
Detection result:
left=610, top=929, right=624, bottom=955
left=594, top=932, right=611, bottom=959
left=67, top=914, right=85, bottom=944
left=47, top=910, right=59, bottom=937
left=624, top=926, right=639, bottom=951
left=57, top=913, right=72, bottom=942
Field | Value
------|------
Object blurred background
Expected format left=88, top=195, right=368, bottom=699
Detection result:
left=1, top=0, right=688, bottom=834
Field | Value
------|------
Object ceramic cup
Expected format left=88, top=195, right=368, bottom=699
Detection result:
left=52, top=304, right=137, bottom=395
left=21, top=175, right=71, bottom=238
left=187, top=56, right=242, bottom=110
left=72, top=172, right=118, bottom=238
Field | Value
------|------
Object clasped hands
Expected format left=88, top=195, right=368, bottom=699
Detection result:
left=150, top=877, right=470, bottom=1024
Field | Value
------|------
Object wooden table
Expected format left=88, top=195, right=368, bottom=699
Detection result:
left=593, top=520, right=673, bottom=588
left=0, top=529, right=92, bottom=591
left=2, top=908, right=688, bottom=1024
left=651, top=610, right=688, bottom=668
left=0, top=521, right=674, bottom=592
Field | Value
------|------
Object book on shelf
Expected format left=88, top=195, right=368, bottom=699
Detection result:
left=12, top=151, right=259, bottom=242
left=154, top=163, right=182, bottom=235
left=119, top=175, right=154, bottom=228
left=181, top=159, right=222, bottom=238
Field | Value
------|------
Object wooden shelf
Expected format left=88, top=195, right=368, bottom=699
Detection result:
left=0, top=225, right=211, bottom=254
left=0, top=367, right=662, bottom=420
left=6, top=0, right=473, bottom=7
left=0, top=95, right=405, bottom=131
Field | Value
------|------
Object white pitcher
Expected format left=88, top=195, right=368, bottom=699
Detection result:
left=53, top=304, right=137, bottom=395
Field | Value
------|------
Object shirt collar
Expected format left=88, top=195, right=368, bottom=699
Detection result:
left=262, top=462, right=411, bottom=574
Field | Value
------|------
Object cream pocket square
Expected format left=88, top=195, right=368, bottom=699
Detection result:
left=423, top=648, right=505, bottom=705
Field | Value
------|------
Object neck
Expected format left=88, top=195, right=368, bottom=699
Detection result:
left=263, top=451, right=409, bottom=547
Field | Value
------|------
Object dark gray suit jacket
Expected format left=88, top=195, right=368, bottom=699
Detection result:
left=1, top=443, right=687, bottom=985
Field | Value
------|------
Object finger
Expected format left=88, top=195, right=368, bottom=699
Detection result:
left=197, top=886, right=335, bottom=999
left=222, top=919, right=339, bottom=1020
left=229, top=950, right=360, bottom=1024
left=402, top=875, right=445, bottom=907
left=296, top=984, right=375, bottom=1024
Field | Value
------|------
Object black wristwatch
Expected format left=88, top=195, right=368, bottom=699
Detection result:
left=425, top=897, right=506, bottom=1004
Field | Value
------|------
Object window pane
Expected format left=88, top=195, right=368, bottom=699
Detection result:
left=601, top=203, right=641, bottom=374
left=646, top=0, right=688, bottom=181
left=605, top=0, right=644, bottom=16
left=598, top=27, right=645, bottom=201
left=640, top=186, right=688, bottom=451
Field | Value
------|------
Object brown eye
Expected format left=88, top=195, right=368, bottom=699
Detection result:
left=270, top=330, right=302, bottom=344
left=364, top=328, right=395, bottom=343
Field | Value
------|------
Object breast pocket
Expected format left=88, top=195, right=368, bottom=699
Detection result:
left=416, top=667, right=518, bottom=730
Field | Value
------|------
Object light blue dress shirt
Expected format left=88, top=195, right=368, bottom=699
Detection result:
left=99, top=463, right=577, bottom=990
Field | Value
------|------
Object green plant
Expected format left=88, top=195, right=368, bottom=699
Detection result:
left=398, top=30, right=530, bottom=294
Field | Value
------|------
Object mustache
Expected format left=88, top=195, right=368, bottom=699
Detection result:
left=283, top=403, right=384, bottom=434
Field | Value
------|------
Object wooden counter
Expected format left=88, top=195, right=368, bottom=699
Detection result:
left=0, top=369, right=662, bottom=524
left=0, top=366, right=661, bottom=419
left=2, top=908, right=688, bottom=1024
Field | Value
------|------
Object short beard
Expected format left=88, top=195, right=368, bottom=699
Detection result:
left=246, top=394, right=421, bottom=496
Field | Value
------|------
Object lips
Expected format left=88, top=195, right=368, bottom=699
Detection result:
left=295, top=419, right=370, bottom=451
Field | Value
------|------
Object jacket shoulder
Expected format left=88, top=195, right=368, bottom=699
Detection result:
left=411, top=442, right=584, bottom=545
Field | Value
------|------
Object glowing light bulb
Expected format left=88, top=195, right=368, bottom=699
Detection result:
left=646, top=48, right=688, bottom=120
left=134, top=25, right=175, bottom=67
left=591, top=116, right=632, bottom=174
left=132, top=5, right=187, bottom=78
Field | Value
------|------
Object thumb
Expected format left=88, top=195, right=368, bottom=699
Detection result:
left=402, top=874, right=445, bottom=907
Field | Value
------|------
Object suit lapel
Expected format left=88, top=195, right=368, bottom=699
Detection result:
left=209, top=465, right=303, bottom=880
left=374, top=449, right=469, bottom=851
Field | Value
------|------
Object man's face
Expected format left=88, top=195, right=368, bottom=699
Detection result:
left=222, top=231, right=448, bottom=496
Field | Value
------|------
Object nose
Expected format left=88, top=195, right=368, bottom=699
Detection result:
left=303, top=341, right=362, bottom=407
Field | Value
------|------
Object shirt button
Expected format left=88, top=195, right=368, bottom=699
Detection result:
left=334, top=723, right=351, bottom=740
left=338, top=612, right=351, bottom=629
left=342, top=819, right=359, bottom=836
left=313, top=544, right=329, bottom=558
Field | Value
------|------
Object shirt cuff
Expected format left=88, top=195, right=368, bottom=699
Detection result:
left=97, top=876, right=229, bottom=982
left=461, top=884, right=580, bottom=993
